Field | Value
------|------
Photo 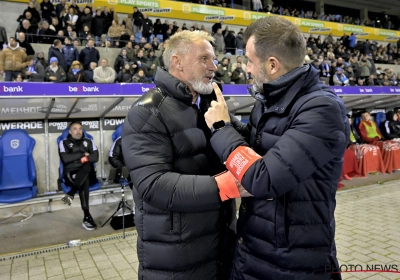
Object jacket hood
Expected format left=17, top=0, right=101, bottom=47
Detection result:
left=7, top=42, right=20, bottom=50
left=386, top=110, right=395, bottom=121
left=119, top=47, right=127, bottom=55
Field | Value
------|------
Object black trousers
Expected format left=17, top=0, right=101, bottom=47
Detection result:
left=64, top=163, right=91, bottom=211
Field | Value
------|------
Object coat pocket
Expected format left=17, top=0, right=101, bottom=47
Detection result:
left=169, top=212, right=181, bottom=235
left=275, top=195, right=288, bottom=248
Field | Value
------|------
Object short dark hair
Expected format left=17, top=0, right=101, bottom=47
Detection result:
left=243, top=16, right=306, bottom=71
left=69, top=120, right=82, bottom=128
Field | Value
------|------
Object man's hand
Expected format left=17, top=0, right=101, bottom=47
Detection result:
left=204, top=82, right=230, bottom=128
left=49, top=76, right=57, bottom=81
left=25, top=71, right=31, bottom=76
left=84, top=152, right=89, bottom=156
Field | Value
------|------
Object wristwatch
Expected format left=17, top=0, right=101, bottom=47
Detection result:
left=211, top=120, right=231, bottom=135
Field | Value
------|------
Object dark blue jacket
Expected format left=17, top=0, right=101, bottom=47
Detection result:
left=48, top=46, right=67, bottom=71
left=62, top=44, right=79, bottom=69
left=121, top=68, right=237, bottom=280
left=79, top=46, right=100, bottom=71
left=210, top=65, right=348, bottom=280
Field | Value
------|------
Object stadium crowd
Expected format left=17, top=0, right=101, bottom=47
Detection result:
left=0, top=0, right=400, bottom=85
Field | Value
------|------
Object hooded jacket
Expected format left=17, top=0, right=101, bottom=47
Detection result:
left=114, top=48, right=131, bottom=72
left=121, top=68, right=238, bottom=280
left=382, top=111, right=400, bottom=140
left=210, top=65, right=348, bottom=280
left=0, top=43, right=28, bottom=71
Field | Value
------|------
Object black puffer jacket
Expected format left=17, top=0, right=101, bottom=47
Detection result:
left=381, top=111, right=400, bottom=139
left=210, top=65, right=348, bottom=280
left=121, top=68, right=238, bottom=280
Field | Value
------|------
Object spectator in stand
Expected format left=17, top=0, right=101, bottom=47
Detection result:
left=62, top=36, right=79, bottom=71
left=40, top=0, right=55, bottom=23
left=50, top=17, right=62, bottom=33
left=236, top=31, right=245, bottom=55
left=151, top=36, right=159, bottom=50
left=132, top=6, right=143, bottom=34
left=231, top=55, right=246, bottom=72
left=114, top=48, right=131, bottom=73
left=117, top=62, right=134, bottom=83
left=36, top=51, right=48, bottom=69
left=37, top=20, right=56, bottom=44
left=345, top=66, right=356, bottom=86
left=16, top=20, right=35, bottom=43
left=17, top=32, right=34, bottom=56
left=231, top=61, right=246, bottom=84
left=55, top=0, right=66, bottom=18
left=14, top=74, right=24, bottom=82
left=358, top=54, right=371, bottom=80
left=125, top=41, right=135, bottom=60
left=92, top=9, right=106, bottom=46
left=333, top=67, right=349, bottom=86
left=80, top=7, right=92, bottom=33
left=79, top=38, right=99, bottom=70
left=145, top=49, right=159, bottom=81
left=64, top=7, right=78, bottom=31
left=0, top=26, right=7, bottom=50
left=48, top=39, right=67, bottom=72
left=67, top=60, right=88, bottom=82
left=319, top=57, right=331, bottom=84
left=224, top=30, right=236, bottom=55
left=216, top=57, right=232, bottom=84
left=93, top=58, right=115, bottom=83
left=79, top=25, right=92, bottom=46
left=153, top=19, right=163, bottom=36
left=108, top=20, right=121, bottom=47
left=133, top=49, right=147, bottom=71
left=118, top=28, right=131, bottom=48
left=358, top=110, right=385, bottom=144
left=19, top=11, right=39, bottom=32
left=252, top=0, right=263, bottom=11
left=102, top=6, right=113, bottom=30
left=142, top=14, right=153, bottom=42
left=123, top=17, right=134, bottom=36
left=45, top=57, right=66, bottom=82
left=84, top=61, right=97, bottom=82
left=21, top=2, right=41, bottom=25
left=132, top=68, right=150, bottom=83
left=212, top=21, right=223, bottom=35
left=23, top=56, right=44, bottom=82
left=213, top=28, right=225, bottom=54
left=0, top=37, right=28, bottom=81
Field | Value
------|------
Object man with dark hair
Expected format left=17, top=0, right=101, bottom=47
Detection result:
left=205, top=16, right=348, bottom=279
left=79, top=38, right=100, bottom=70
left=132, top=6, right=143, bottom=34
left=23, top=56, right=45, bottom=82
left=49, top=39, right=67, bottom=72
left=62, top=37, right=79, bottom=71
left=121, top=30, right=238, bottom=280
left=59, top=121, right=99, bottom=230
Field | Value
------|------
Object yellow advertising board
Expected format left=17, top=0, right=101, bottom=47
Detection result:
left=7, top=0, right=400, bottom=42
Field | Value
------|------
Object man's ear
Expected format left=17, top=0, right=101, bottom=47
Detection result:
left=171, top=55, right=183, bottom=71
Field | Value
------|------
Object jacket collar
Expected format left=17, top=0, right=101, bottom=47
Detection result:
left=254, top=64, right=321, bottom=114
left=154, top=67, right=194, bottom=105
left=154, top=67, right=218, bottom=108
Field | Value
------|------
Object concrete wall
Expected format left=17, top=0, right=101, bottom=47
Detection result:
left=0, top=2, right=23, bottom=41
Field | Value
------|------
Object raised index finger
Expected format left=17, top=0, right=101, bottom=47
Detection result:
left=212, top=82, right=226, bottom=104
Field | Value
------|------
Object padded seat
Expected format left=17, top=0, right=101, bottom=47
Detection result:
left=0, top=129, right=38, bottom=203
left=57, top=128, right=101, bottom=193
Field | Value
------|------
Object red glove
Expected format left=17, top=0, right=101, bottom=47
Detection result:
left=80, top=156, right=88, bottom=164
left=214, top=171, right=240, bottom=201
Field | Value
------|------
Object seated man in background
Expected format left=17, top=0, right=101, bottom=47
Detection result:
left=358, top=110, right=385, bottom=144
left=59, top=121, right=99, bottom=230
left=93, top=58, right=115, bottom=83
left=382, top=111, right=400, bottom=140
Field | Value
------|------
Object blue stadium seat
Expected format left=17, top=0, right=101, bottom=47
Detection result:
left=135, top=32, right=142, bottom=43
left=156, top=34, right=163, bottom=43
left=375, top=112, right=386, bottom=131
left=57, top=128, right=101, bottom=193
left=112, top=124, right=123, bottom=142
left=0, top=129, right=37, bottom=203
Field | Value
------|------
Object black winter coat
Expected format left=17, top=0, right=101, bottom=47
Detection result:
left=381, top=111, right=400, bottom=139
left=210, top=65, right=348, bottom=280
left=79, top=46, right=100, bottom=70
left=109, top=137, right=124, bottom=168
left=62, top=44, right=79, bottom=68
left=121, top=68, right=237, bottom=280
left=48, top=46, right=67, bottom=71
left=67, top=69, right=89, bottom=83
left=92, top=16, right=107, bottom=37
left=59, top=134, right=99, bottom=174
